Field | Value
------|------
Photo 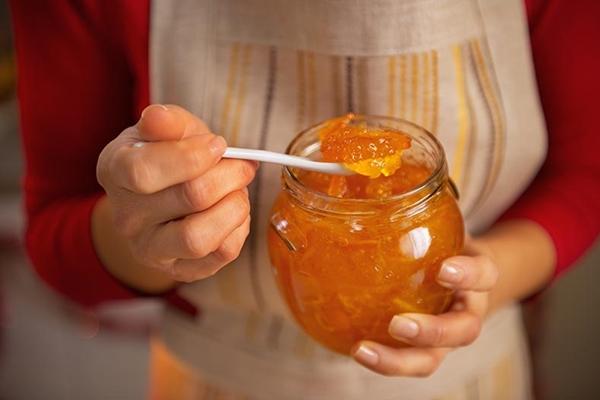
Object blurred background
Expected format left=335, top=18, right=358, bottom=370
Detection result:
left=0, top=1, right=598, bottom=399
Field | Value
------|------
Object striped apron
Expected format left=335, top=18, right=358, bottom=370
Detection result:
left=148, top=0, right=547, bottom=398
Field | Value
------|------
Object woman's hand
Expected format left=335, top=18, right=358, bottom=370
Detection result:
left=352, top=238, right=499, bottom=377
left=94, top=104, right=258, bottom=288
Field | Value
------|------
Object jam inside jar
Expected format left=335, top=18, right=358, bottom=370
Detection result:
left=267, top=116, right=464, bottom=355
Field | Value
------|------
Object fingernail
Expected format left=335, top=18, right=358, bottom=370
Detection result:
left=140, top=104, right=168, bottom=119
left=209, top=135, right=227, bottom=155
left=354, top=345, right=379, bottom=366
left=389, top=315, right=419, bottom=339
left=438, top=263, right=464, bottom=286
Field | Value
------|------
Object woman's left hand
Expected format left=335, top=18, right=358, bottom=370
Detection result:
left=352, top=239, right=499, bottom=377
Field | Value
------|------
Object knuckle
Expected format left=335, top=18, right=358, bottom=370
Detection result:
left=125, top=152, right=153, bottom=193
left=180, top=220, right=209, bottom=258
left=487, top=260, right=500, bottom=285
left=462, top=317, right=482, bottom=345
left=479, top=254, right=496, bottom=271
left=430, top=323, right=446, bottom=347
left=242, top=218, right=251, bottom=237
left=236, top=160, right=257, bottom=184
left=230, top=191, right=251, bottom=219
left=215, top=240, right=243, bottom=264
left=182, top=117, right=210, bottom=136
left=415, top=354, right=441, bottom=378
left=476, top=255, right=499, bottom=287
left=181, top=138, right=205, bottom=167
left=182, top=178, right=209, bottom=210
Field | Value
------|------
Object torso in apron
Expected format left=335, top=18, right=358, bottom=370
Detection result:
left=151, top=0, right=545, bottom=398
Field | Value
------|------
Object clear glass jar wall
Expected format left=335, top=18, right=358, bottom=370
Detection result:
left=268, top=116, right=464, bottom=355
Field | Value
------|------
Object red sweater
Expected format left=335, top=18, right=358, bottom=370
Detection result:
left=9, top=0, right=600, bottom=308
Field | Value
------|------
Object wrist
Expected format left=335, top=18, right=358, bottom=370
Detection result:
left=471, top=220, right=555, bottom=312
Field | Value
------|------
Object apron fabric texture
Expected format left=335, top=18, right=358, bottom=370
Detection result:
left=149, top=0, right=546, bottom=398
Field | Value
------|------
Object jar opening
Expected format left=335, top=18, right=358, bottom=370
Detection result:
left=282, top=115, right=449, bottom=216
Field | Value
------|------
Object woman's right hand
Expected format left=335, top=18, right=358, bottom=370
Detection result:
left=95, top=104, right=258, bottom=285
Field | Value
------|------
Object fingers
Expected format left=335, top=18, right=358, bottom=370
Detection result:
left=145, top=190, right=250, bottom=261
left=106, top=133, right=227, bottom=194
left=152, top=159, right=258, bottom=222
left=97, top=104, right=228, bottom=195
left=170, top=215, right=251, bottom=282
left=388, top=309, right=482, bottom=348
left=137, top=104, right=210, bottom=141
left=107, top=159, right=256, bottom=242
left=96, top=104, right=254, bottom=285
left=353, top=342, right=449, bottom=377
left=436, top=255, right=498, bottom=291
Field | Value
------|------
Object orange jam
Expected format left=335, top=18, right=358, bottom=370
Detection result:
left=268, top=115, right=464, bottom=355
left=319, top=114, right=411, bottom=178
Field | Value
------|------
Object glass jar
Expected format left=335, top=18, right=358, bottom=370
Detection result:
left=267, top=116, right=464, bottom=355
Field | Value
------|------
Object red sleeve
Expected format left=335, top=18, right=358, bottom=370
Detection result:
left=9, top=0, right=151, bottom=307
left=503, top=0, right=600, bottom=278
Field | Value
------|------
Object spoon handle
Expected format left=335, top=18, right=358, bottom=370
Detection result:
left=223, top=147, right=352, bottom=175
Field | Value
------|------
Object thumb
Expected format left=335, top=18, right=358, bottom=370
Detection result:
left=136, top=104, right=211, bottom=142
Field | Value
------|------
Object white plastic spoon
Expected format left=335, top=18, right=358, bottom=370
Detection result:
left=223, top=147, right=353, bottom=175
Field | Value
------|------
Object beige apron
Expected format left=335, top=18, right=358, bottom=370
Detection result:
left=149, top=0, right=546, bottom=398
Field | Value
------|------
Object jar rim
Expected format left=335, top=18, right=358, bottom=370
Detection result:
left=282, top=115, right=449, bottom=211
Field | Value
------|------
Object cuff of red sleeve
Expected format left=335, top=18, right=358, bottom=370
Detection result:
left=26, top=193, right=158, bottom=307
left=26, top=193, right=197, bottom=315
left=80, top=194, right=198, bottom=316
left=76, top=193, right=192, bottom=307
